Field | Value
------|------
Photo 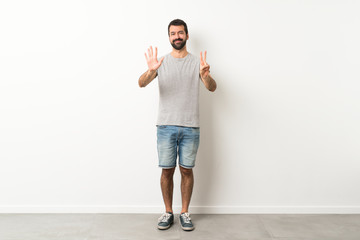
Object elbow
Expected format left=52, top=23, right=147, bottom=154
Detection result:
left=209, top=83, right=217, bottom=92
left=138, top=79, right=145, bottom=88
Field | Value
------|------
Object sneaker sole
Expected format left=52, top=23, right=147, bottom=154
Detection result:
left=181, top=225, right=195, bottom=231
left=158, top=222, right=173, bottom=230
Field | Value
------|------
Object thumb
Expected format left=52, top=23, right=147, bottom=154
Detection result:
left=159, top=56, right=165, bottom=65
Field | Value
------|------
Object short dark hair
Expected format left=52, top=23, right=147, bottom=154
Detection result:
left=168, top=19, right=188, bottom=36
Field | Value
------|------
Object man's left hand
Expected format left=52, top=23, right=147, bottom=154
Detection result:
left=200, top=51, right=210, bottom=78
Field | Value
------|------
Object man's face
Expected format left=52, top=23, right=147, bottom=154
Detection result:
left=169, top=25, right=188, bottom=50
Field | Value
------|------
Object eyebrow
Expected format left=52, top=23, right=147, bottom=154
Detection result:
left=170, top=31, right=185, bottom=34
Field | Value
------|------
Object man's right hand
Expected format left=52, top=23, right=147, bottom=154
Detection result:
left=145, top=46, right=164, bottom=72
left=139, top=46, right=163, bottom=88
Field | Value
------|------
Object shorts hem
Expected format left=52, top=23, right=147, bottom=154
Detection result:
left=179, top=164, right=195, bottom=169
left=159, top=165, right=176, bottom=169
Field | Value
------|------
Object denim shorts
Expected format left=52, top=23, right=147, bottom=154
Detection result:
left=157, top=125, right=200, bottom=169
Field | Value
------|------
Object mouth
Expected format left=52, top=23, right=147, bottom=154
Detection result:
left=174, top=40, right=182, bottom=43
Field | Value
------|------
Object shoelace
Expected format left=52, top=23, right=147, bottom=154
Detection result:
left=158, top=213, right=172, bottom=223
left=181, top=213, right=192, bottom=224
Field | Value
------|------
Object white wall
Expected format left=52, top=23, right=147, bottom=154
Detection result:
left=0, top=0, right=359, bottom=213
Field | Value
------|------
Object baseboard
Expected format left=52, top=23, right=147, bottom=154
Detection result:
left=1, top=205, right=360, bottom=214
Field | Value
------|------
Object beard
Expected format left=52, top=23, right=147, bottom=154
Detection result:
left=171, top=38, right=187, bottom=50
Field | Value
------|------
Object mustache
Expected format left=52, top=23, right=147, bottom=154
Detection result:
left=173, top=39, right=183, bottom=43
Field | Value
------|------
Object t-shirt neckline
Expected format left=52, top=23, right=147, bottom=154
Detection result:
left=169, top=53, right=190, bottom=61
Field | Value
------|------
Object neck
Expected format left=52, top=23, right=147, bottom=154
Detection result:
left=171, top=47, right=188, bottom=58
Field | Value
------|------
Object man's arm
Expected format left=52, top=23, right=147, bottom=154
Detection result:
left=138, top=70, right=157, bottom=88
left=138, top=46, right=164, bottom=88
left=200, top=51, right=217, bottom=92
left=200, top=73, right=217, bottom=92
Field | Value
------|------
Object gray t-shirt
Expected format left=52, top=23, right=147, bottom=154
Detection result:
left=156, top=52, right=201, bottom=127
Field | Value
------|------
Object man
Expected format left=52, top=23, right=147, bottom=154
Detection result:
left=138, top=19, right=217, bottom=231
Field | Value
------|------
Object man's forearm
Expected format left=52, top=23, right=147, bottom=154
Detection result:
left=139, top=70, right=157, bottom=88
left=201, top=74, right=217, bottom=92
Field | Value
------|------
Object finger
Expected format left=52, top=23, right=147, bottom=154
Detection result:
left=201, top=63, right=209, bottom=70
left=155, top=47, right=158, bottom=58
left=150, top=46, right=153, bottom=57
left=148, top=48, right=151, bottom=58
left=204, top=51, right=207, bottom=64
left=145, top=52, right=148, bottom=61
left=200, top=51, right=203, bottom=65
left=159, top=56, right=165, bottom=65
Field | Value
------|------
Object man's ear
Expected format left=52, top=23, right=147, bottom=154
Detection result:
left=187, top=34, right=189, bottom=40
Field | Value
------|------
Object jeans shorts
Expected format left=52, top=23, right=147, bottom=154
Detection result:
left=157, top=125, right=200, bottom=169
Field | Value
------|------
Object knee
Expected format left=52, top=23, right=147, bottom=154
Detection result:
left=180, top=166, right=193, bottom=177
left=162, top=168, right=175, bottom=179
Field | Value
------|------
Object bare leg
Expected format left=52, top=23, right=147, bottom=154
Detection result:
left=180, top=166, right=194, bottom=213
left=160, top=168, right=176, bottom=213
